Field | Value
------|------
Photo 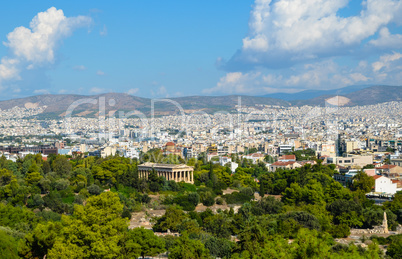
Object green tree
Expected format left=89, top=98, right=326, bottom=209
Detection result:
left=21, top=221, right=63, bottom=258
left=387, top=235, right=402, bottom=258
left=351, top=171, right=375, bottom=193
left=52, top=156, right=72, bottom=177
left=48, top=192, right=128, bottom=258
left=203, top=213, right=231, bottom=239
left=204, top=236, right=234, bottom=259
left=125, top=227, right=165, bottom=259
left=292, top=228, right=332, bottom=258
left=25, top=171, right=43, bottom=186
left=153, top=206, right=187, bottom=232
left=168, top=233, right=210, bottom=259
left=0, top=230, right=19, bottom=259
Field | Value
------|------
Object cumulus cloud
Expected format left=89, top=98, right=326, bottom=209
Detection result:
left=207, top=56, right=399, bottom=95
left=369, top=27, right=402, bottom=48
left=33, top=89, right=50, bottom=95
left=90, top=87, right=108, bottom=94
left=203, top=72, right=261, bottom=94
left=127, top=88, right=139, bottom=95
left=372, top=52, right=402, bottom=72
left=212, top=0, right=402, bottom=94
left=0, top=7, right=91, bottom=91
left=151, top=85, right=169, bottom=97
left=223, top=0, right=402, bottom=70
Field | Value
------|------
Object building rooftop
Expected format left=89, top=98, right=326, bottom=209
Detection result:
left=138, top=162, right=193, bottom=170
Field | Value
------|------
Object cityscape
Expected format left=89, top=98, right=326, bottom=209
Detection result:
left=0, top=1, right=402, bottom=258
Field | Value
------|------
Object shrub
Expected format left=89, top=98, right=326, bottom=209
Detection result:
left=330, top=224, right=350, bottom=238
left=87, top=184, right=102, bottom=195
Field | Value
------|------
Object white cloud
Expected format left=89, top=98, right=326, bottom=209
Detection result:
left=0, top=7, right=91, bottom=90
left=372, top=52, right=402, bottom=72
left=0, top=58, right=20, bottom=81
left=90, top=87, right=107, bottom=94
left=100, top=25, right=107, bottom=36
left=73, top=65, right=87, bottom=70
left=33, top=89, right=50, bottom=95
left=349, top=73, right=370, bottom=82
left=96, top=70, right=105, bottom=76
left=5, top=7, right=91, bottom=65
left=157, top=86, right=167, bottom=96
left=208, top=57, right=399, bottom=95
left=127, top=88, right=139, bottom=95
left=225, top=0, right=402, bottom=69
left=203, top=72, right=261, bottom=94
left=150, top=85, right=170, bottom=97
left=370, top=27, right=402, bottom=48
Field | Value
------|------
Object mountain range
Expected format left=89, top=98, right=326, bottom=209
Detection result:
left=0, top=85, right=400, bottom=118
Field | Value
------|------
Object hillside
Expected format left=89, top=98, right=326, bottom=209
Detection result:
left=0, top=93, right=290, bottom=118
left=261, top=85, right=371, bottom=101
left=291, top=85, right=402, bottom=106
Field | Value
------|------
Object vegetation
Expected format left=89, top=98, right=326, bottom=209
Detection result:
left=0, top=150, right=399, bottom=258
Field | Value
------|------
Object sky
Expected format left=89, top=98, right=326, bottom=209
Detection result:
left=0, top=0, right=401, bottom=100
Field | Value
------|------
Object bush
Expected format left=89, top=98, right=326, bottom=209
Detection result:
left=330, top=224, right=350, bottom=238
left=370, top=235, right=387, bottom=245
left=54, top=179, right=70, bottom=191
left=281, top=211, right=321, bottom=231
left=240, top=187, right=254, bottom=197
left=222, top=192, right=253, bottom=205
left=121, top=209, right=132, bottom=219
left=73, top=195, right=85, bottom=205
left=87, top=184, right=102, bottom=195
left=203, top=195, right=215, bottom=207
left=179, top=183, right=196, bottom=192
left=216, top=198, right=224, bottom=205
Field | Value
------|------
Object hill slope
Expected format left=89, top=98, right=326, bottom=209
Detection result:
left=0, top=93, right=290, bottom=118
left=261, top=85, right=371, bottom=101
left=291, top=85, right=402, bottom=106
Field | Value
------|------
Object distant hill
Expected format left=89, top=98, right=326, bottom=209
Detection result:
left=261, top=85, right=371, bottom=101
left=0, top=85, right=399, bottom=118
left=291, top=85, right=402, bottom=106
left=0, top=93, right=290, bottom=118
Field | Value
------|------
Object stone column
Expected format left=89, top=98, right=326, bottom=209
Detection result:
left=383, top=212, right=388, bottom=234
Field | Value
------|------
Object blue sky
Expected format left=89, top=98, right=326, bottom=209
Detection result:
left=0, top=0, right=401, bottom=99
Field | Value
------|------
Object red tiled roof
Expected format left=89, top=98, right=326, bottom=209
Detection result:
left=272, top=161, right=295, bottom=166
left=372, top=175, right=383, bottom=180
left=279, top=155, right=296, bottom=160
left=377, top=165, right=396, bottom=169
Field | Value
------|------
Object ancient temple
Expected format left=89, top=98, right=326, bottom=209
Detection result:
left=138, top=162, right=194, bottom=183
